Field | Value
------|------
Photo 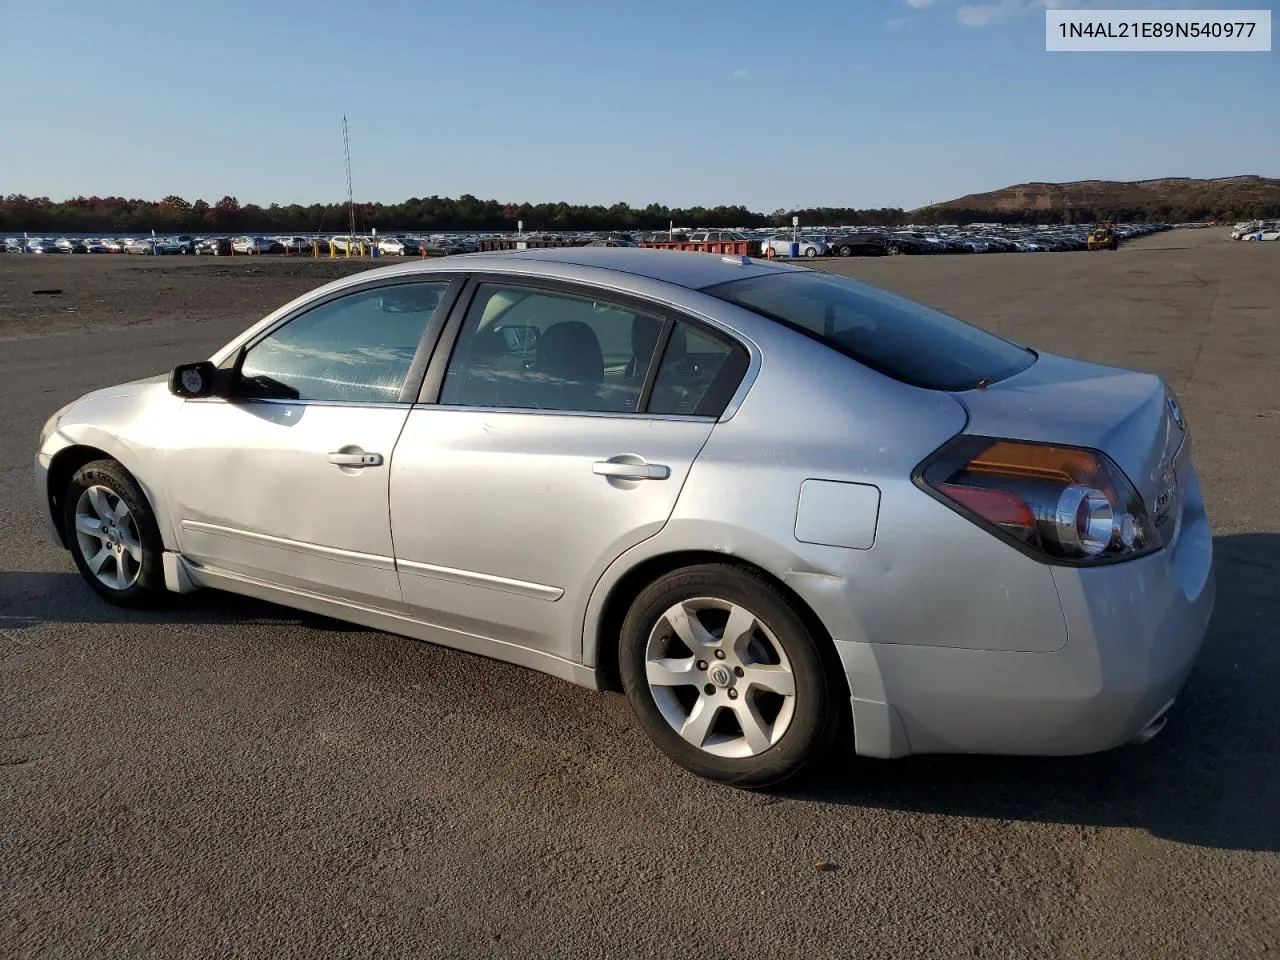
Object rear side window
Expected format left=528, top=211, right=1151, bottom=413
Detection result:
left=648, top=322, right=744, bottom=417
left=703, top=271, right=1034, bottom=391
left=438, top=283, right=748, bottom=418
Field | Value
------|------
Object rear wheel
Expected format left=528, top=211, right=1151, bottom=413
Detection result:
left=619, top=564, right=841, bottom=788
left=838, top=245, right=853, bottom=257
left=804, top=246, right=818, bottom=258
left=62, top=459, right=167, bottom=609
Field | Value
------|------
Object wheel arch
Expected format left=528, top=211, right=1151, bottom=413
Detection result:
left=588, top=549, right=850, bottom=705
left=45, top=444, right=166, bottom=550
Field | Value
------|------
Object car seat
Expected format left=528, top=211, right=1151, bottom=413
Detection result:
left=533, top=321, right=605, bottom=410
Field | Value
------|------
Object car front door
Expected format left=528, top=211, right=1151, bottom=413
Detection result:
left=387, top=278, right=750, bottom=664
left=165, top=277, right=459, bottom=607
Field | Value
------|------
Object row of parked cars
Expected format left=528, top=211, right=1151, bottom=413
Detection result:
left=1229, top=220, right=1280, bottom=241
left=4, top=222, right=1177, bottom=260
left=631, top=222, right=1173, bottom=257
left=711, top=223, right=1173, bottom=257
left=1, top=233, right=488, bottom=257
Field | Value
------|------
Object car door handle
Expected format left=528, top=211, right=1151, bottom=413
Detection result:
left=328, top=451, right=383, bottom=467
left=593, top=460, right=670, bottom=481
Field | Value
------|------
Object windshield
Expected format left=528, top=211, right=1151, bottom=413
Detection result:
left=703, top=270, right=1035, bottom=391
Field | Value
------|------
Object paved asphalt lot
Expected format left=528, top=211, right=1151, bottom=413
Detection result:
left=1, top=233, right=1277, bottom=959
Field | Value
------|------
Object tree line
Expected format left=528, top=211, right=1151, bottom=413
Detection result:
left=1, top=193, right=1276, bottom=234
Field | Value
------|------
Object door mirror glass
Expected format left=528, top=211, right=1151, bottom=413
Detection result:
left=169, top=361, right=217, bottom=398
left=498, top=324, right=538, bottom=351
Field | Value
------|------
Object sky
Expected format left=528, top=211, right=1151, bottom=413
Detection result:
left=0, top=0, right=1275, bottom=211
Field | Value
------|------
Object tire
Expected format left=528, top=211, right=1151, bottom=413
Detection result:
left=618, top=564, right=842, bottom=788
left=804, top=246, right=818, bottom=258
left=62, top=459, right=167, bottom=609
left=887, top=244, right=902, bottom=256
left=838, top=245, right=853, bottom=257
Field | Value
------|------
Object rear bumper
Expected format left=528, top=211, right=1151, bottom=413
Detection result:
left=842, top=467, right=1215, bottom=759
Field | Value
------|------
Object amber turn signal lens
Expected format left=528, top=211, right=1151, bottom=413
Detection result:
left=964, top=441, right=1116, bottom=500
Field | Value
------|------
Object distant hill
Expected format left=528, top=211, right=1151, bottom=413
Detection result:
left=918, top=176, right=1280, bottom=223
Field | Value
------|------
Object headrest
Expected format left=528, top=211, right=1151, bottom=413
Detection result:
left=535, top=321, right=604, bottom=385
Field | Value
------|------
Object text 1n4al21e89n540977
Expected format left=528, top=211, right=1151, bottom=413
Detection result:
left=1045, top=9, right=1272, bottom=51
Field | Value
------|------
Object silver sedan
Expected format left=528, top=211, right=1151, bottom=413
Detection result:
left=34, top=248, right=1214, bottom=786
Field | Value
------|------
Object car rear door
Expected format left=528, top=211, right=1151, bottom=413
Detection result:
left=387, top=277, right=751, bottom=664
left=166, top=276, right=462, bottom=607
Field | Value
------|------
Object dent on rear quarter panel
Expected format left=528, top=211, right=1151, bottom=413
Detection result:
left=659, top=331, right=1070, bottom=654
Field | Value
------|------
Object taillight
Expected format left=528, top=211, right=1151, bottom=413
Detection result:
left=916, top=436, right=1161, bottom=564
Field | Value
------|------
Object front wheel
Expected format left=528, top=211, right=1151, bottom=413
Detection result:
left=62, top=459, right=167, bottom=608
left=838, top=245, right=853, bottom=257
left=619, top=564, right=841, bottom=788
left=804, top=246, right=818, bottom=258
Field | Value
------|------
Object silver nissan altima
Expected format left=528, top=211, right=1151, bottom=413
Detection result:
left=34, top=248, right=1215, bottom=786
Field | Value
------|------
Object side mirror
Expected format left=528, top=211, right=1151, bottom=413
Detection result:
left=169, top=361, right=218, bottom=398
left=499, top=324, right=539, bottom=351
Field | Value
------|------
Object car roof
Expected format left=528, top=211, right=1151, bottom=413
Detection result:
left=423, top=246, right=804, bottom=290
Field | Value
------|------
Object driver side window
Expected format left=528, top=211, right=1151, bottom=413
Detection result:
left=238, top=282, right=448, bottom=403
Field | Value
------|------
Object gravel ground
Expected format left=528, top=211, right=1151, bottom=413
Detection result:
left=1, top=232, right=1277, bottom=959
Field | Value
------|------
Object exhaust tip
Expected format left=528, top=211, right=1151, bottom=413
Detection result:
left=1130, top=698, right=1176, bottom=745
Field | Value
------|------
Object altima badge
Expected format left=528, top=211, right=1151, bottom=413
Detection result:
left=1153, top=463, right=1177, bottom=518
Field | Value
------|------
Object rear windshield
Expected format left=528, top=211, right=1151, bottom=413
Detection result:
left=703, top=270, right=1034, bottom=391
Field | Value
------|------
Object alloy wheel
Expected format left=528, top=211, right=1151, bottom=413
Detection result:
left=644, top=597, right=796, bottom=759
left=73, top=485, right=143, bottom=591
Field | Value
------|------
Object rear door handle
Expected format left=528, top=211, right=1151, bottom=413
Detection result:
left=328, top=451, right=383, bottom=467
left=593, top=460, right=670, bottom=481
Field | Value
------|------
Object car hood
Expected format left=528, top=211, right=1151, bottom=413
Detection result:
left=76, top=372, right=169, bottom=404
left=951, top=351, right=1185, bottom=509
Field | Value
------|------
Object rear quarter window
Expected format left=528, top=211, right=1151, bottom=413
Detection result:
left=704, top=271, right=1034, bottom=391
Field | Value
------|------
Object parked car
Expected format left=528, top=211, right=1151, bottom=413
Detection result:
left=760, top=235, right=828, bottom=258
left=378, top=236, right=422, bottom=256
left=195, top=237, right=233, bottom=256
left=271, top=236, right=312, bottom=254
left=826, top=232, right=890, bottom=257
left=122, top=238, right=154, bottom=255
left=34, top=248, right=1213, bottom=787
left=83, top=239, right=112, bottom=254
left=884, top=233, right=941, bottom=255
left=329, top=235, right=374, bottom=254
left=28, top=239, right=60, bottom=254
left=232, top=236, right=284, bottom=255
left=1240, top=221, right=1280, bottom=241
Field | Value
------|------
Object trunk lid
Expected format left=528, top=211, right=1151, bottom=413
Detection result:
left=952, top=352, right=1187, bottom=531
